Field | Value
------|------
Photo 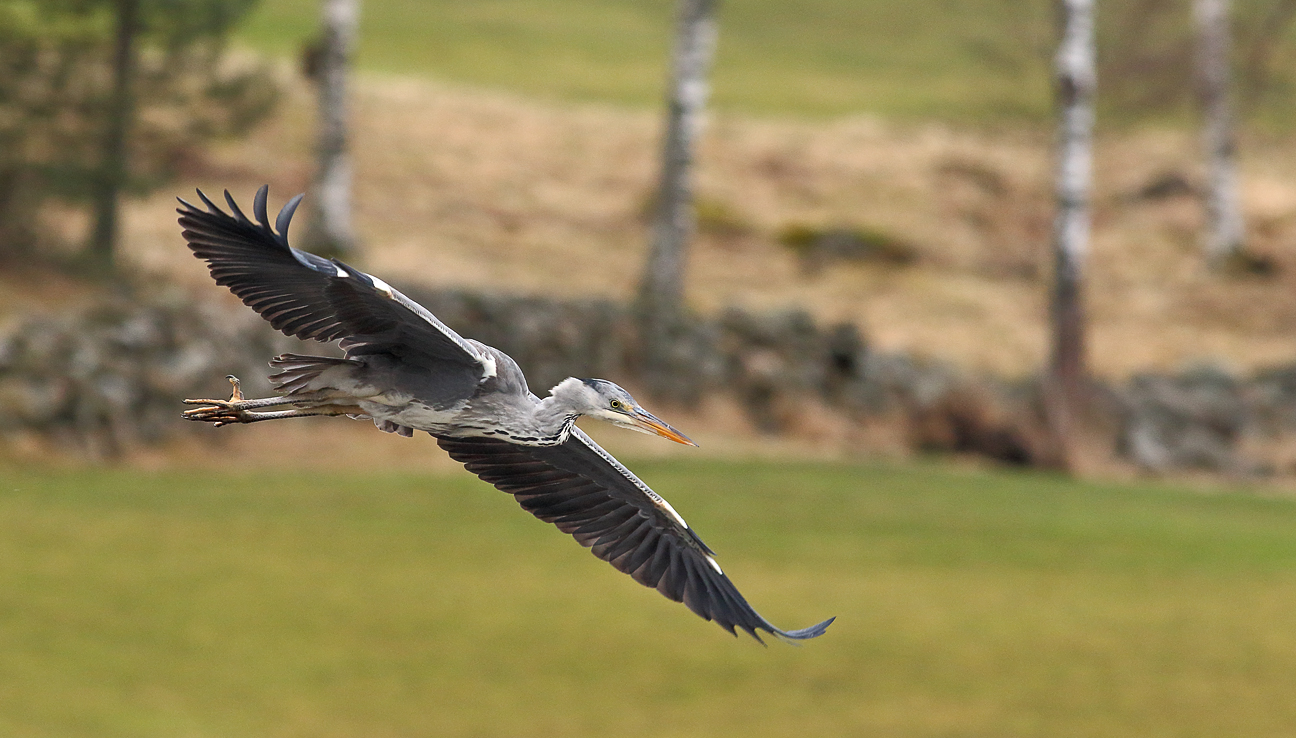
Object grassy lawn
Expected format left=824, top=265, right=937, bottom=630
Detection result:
left=234, top=0, right=1296, bottom=123
left=2, top=459, right=1296, bottom=736
left=237, top=0, right=1056, bottom=119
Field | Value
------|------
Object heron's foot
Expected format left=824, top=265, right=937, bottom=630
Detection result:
left=182, top=405, right=256, bottom=427
left=183, top=375, right=254, bottom=427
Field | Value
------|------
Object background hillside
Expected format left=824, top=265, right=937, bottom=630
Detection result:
left=99, top=77, right=1296, bottom=381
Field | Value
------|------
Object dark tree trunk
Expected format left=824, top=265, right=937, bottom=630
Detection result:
left=635, top=0, right=718, bottom=396
left=87, top=0, right=139, bottom=271
left=305, top=0, right=360, bottom=258
left=0, top=168, right=35, bottom=259
left=1195, top=0, right=1245, bottom=267
left=1046, top=0, right=1096, bottom=471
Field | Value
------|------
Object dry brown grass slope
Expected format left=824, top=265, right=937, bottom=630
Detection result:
left=98, top=74, right=1296, bottom=380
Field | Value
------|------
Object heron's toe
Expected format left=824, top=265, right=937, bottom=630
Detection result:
left=182, top=401, right=246, bottom=424
left=183, top=402, right=230, bottom=416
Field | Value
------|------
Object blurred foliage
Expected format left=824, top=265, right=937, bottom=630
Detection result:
left=637, top=190, right=755, bottom=240
left=778, top=223, right=921, bottom=274
left=0, top=0, right=276, bottom=258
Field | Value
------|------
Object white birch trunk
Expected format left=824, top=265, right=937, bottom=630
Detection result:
left=638, top=0, right=718, bottom=324
left=1195, top=0, right=1245, bottom=266
left=1047, top=0, right=1096, bottom=469
left=306, top=0, right=360, bottom=257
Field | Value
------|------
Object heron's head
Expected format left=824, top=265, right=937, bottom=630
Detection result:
left=550, top=378, right=697, bottom=446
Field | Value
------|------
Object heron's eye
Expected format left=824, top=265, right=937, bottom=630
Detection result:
left=610, top=400, right=623, bottom=410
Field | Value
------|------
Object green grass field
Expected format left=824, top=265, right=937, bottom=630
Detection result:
left=235, top=0, right=1296, bottom=124
left=236, top=0, right=1296, bottom=124
left=237, top=0, right=1057, bottom=119
left=3, top=459, right=1296, bottom=737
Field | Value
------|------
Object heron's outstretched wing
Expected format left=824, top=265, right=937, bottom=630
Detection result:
left=177, top=186, right=488, bottom=371
left=437, top=428, right=834, bottom=643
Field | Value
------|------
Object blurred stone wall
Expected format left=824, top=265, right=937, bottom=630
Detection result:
left=3, top=287, right=1296, bottom=476
left=0, top=296, right=312, bottom=458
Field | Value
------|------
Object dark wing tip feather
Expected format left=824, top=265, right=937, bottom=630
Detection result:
left=252, top=184, right=275, bottom=237
left=770, top=615, right=836, bottom=643
left=223, top=189, right=253, bottom=225
left=178, top=185, right=303, bottom=246
left=196, top=188, right=223, bottom=214
left=276, top=193, right=305, bottom=239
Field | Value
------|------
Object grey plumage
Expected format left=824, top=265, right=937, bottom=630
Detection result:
left=178, top=186, right=834, bottom=643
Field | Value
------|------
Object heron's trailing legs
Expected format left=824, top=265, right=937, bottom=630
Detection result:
left=183, top=375, right=364, bottom=427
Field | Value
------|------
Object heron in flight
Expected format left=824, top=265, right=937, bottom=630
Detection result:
left=178, top=186, right=833, bottom=643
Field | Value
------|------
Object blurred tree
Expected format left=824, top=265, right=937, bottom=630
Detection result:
left=636, top=0, right=717, bottom=399
left=301, top=0, right=359, bottom=258
left=87, top=0, right=139, bottom=270
left=1098, top=0, right=1296, bottom=121
left=0, top=0, right=275, bottom=267
left=1046, top=0, right=1096, bottom=472
left=1195, top=0, right=1244, bottom=268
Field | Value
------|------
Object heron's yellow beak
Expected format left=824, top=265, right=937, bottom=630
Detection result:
left=629, top=408, right=699, bottom=446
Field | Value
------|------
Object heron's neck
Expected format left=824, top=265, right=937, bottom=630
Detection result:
left=526, top=394, right=581, bottom=444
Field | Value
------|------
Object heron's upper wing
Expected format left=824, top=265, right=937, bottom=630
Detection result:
left=436, top=428, right=834, bottom=643
left=177, top=186, right=488, bottom=370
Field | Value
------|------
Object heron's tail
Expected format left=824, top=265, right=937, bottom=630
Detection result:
left=268, top=353, right=362, bottom=395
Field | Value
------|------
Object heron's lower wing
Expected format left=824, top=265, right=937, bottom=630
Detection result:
left=178, top=186, right=487, bottom=370
left=436, top=429, right=834, bottom=643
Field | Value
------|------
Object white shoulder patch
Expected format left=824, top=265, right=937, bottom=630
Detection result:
left=478, top=353, right=497, bottom=380
left=646, top=489, right=690, bottom=530
left=705, top=554, right=723, bottom=575
left=369, top=275, right=396, bottom=298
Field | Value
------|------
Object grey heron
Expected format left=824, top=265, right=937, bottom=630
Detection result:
left=177, top=186, right=834, bottom=643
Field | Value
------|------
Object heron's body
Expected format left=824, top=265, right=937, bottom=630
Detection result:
left=269, top=343, right=554, bottom=440
left=177, top=186, right=833, bottom=643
